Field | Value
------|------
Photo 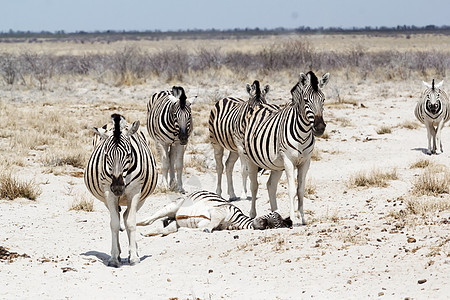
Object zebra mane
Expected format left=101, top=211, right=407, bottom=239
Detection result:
left=253, top=80, right=261, bottom=98
left=432, top=79, right=435, bottom=90
left=111, top=113, right=122, bottom=141
left=172, top=86, right=187, bottom=109
left=306, top=71, right=319, bottom=92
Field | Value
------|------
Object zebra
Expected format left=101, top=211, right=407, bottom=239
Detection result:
left=244, top=71, right=330, bottom=225
left=414, top=79, right=450, bottom=155
left=84, top=114, right=157, bottom=267
left=208, top=80, right=275, bottom=200
left=137, top=190, right=292, bottom=236
left=147, top=86, right=196, bottom=193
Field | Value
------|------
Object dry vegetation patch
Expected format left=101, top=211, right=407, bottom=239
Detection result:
left=349, top=168, right=398, bottom=188
left=0, top=172, right=41, bottom=200
left=413, top=164, right=450, bottom=196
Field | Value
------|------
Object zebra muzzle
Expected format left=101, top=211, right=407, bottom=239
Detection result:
left=110, top=175, right=125, bottom=197
left=313, top=115, right=326, bottom=137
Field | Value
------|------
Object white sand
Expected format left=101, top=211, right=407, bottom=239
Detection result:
left=1, top=77, right=449, bottom=299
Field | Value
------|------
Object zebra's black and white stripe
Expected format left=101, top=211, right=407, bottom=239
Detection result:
left=208, top=81, right=276, bottom=200
left=137, top=190, right=291, bottom=235
left=415, top=79, right=450, bottom=154
left=147, top=86, right=195, bottom=193
left=244, top=71, right=330, bottom=225
left=84, top=114, right=157, bottom=267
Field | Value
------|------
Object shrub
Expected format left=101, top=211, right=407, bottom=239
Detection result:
left=0, top=173, right=41, bottom=200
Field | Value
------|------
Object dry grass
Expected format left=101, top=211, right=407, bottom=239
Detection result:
left=349, top=168, right=398, bottom=188
left=376, top=126, right=392, bottom=135
left=412, top=165, right=450, bottom=196
left=398, top=120, right=420, bottom=130
left=311, top=149, right=322, bottom=161
left=70, top=194, right=94, bottom=212
left=0, top=172, right=41, bottom=200
left=410, top=158, right=432, bottom=169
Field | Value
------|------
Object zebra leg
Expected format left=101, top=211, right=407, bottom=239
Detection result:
left=105, top=192, right=121, bottom=267
left=124, top=191, right=141, bottom=266
left=168, top=145, right=176, bottom=189
left=158, top=143, right=171, bottom=188
left=248, top=162, right=260, bottom=218
left=238, top=150, right=249, bottom=200
left=436, top=121, right=445, bottom=153
left=282, top=153, right=298, bottom=224
left=425, top=124, right=435, bottom=155
left=144, top=221, right=179, bottom=236
left=213, top=145, right=224, bottom=196
left=225, top=151, right=239, bottom=200
left=137, top=198, right=185, bottom=226
left=266, top=170, right=283, bottom=212
left=173, top=144, right=186, bottom=193
left=296, top=158, right=311, bottom=225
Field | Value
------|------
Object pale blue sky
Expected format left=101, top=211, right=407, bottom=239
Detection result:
left=1, top=0, right=449, bottom=33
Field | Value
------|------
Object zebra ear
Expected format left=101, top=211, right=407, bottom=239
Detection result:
left=246, top=83, right=252, bottom=94
left=423, top=81, right=432, bottom=89
left=127, top=121, right=140, bottom=136
left=92, top=127, right=108, bottom=138
left=187, top=96, right=197, bottom=105
left=168, top=94, right=179, bottom=104
left=299, top=73, right=308, bottom=87
left=263, top=85, right=270, bottom=95
left=436, top=80, right=444, bottom=89
left=171, top=86, right=183, bottom=98
left=319, top=73, right=330, bottom=88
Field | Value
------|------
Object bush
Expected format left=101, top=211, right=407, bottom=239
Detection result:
left=0, top=173, right=41, bottom=200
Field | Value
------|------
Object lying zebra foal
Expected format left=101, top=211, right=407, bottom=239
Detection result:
left=137, top=190, right=292, bottom=236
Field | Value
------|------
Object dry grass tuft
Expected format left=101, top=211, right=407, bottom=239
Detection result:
left=0, top=173, right=41, bottom=200
left=376, top=126, right=392, bottom=135
left=410, top=158, right=432, bottom=169
left=412, top=165, right=450, bottom=196
left=349, top=168, right=398, bottom=188
left=311, top=149, right=322, bottom=161
left=398, top=120, right=420, bottom=130
left=70, top=194, right=94, bottom=212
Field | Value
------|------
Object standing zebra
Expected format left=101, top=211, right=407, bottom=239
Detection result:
left=147, top=86, right=196, bottom=193
left=137, top=190, right=292, bottom=235
left=84, top=114, right=157, bottom=267
left=209, top=80, right=274, bottom=200
left=415, top=79, right=450, bottom=155
left=244, top=71, right=330, bottom=225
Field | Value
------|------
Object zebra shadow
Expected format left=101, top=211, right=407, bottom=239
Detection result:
left=81, top=251, right=152, bottom=266
left=411, top=147, right=432, bottom=155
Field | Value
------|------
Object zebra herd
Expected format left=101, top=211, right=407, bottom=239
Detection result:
left=83, top=71, right=449, bottom=267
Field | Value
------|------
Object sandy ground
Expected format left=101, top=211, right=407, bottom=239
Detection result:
left=0, top=75, right=449, bottom=299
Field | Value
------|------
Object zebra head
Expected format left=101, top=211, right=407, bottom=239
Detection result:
left=252, top=211, right=293, bottom=230
left=295, top=71, right=330, bottom=137
left=246, top=80, right=270, bottom=107
left=169, top=86, right=196, bottom=145
left=94, top=114, right=140, bottom=197
left=423, top=79, right=444, bottom=115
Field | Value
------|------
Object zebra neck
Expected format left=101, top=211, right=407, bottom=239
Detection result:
left=226, top=206, right=254, bottom=230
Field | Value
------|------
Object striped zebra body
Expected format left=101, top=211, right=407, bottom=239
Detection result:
left=147, top=86, right=195, bottom=193
left=84, top=114, right=157, bottom=267
left=414, top=79, right=450, bottom=154
left=244, top=71, right=330, bottom=225
left=137, top=190, right=291, bottom=235
left=208, top=81, right=274, bottom=200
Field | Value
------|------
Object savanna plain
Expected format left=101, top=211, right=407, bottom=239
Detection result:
left=0, top=32, right=449, bottom=299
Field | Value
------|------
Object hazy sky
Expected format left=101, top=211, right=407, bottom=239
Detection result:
left=2, top=0, right=449, bottom=33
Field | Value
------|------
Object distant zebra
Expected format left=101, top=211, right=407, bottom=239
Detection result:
left=147, top=86, right=196, bottom=193
left=84, top=114, right=157, bottom=267
left=209, top=81, right=275, bottom=200
left=244, top=71, right=330, bottom=225
left=137, top=190, right=292, bottom=236
left=415, top=79, right=450, bottom=155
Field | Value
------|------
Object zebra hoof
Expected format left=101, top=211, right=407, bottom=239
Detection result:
left=128, top=256, right=140, bottom=266
left=107, top=257, right=121, bottom=268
